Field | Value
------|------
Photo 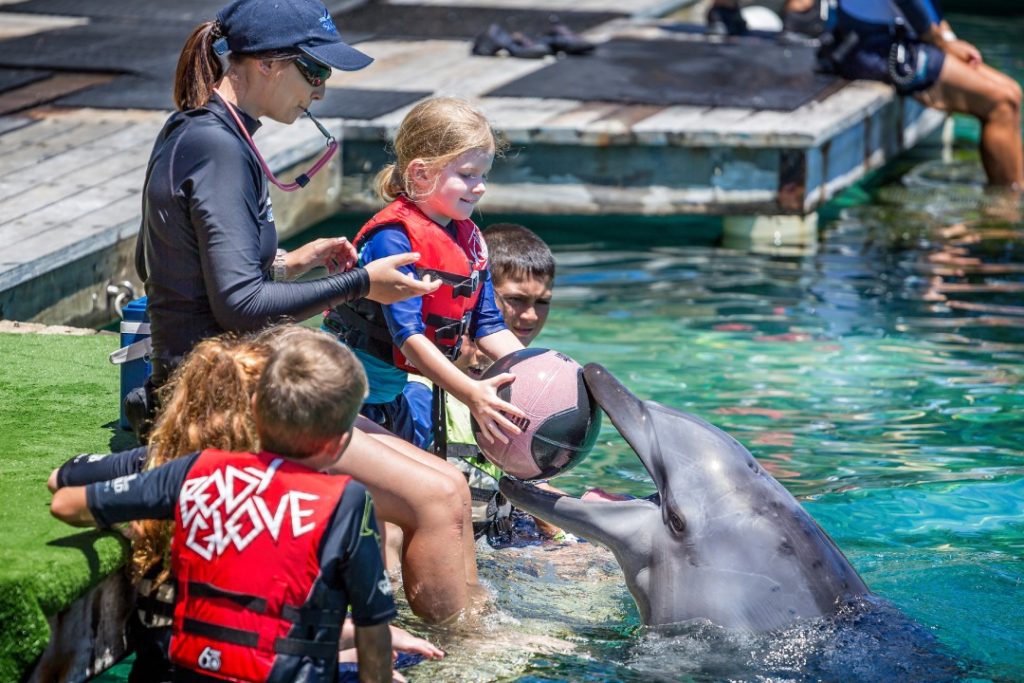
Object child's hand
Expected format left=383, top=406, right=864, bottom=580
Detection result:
left=467, top=373, right=526, bottom=445
left=47, top=467, right=60, bottom=493
left=945, top=38, right=982, bottom=67
left=390, top=625, right=444, bottom=660
left=365, top=253, right=442, bottom=304
left=289, top=237, right=359, bottom=278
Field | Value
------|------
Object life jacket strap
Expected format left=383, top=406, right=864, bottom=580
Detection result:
left=273, top=635, right=339, bottom=659
left=325, top=306, right=392, bottom=344
left=324, top=305, right=394, bottom=365
left=280, top=604, right=346, bottom=627
left=424, top=313, right=468, bottom=343
left=445, top=443, right=480, bottom=462
left=136, top=578, right=175, bottom=627
left=182, top=618, right=341, bottom=660
left=183, top=617, right=259, bottom=647
left=188, top=580, right=267, bottom=613
left=416, top=267, right=481, bottom=298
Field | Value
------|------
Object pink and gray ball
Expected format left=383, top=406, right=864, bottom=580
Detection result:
left=472, top=348, right=601, bottom=480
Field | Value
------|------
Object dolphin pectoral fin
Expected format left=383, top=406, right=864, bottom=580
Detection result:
left=499, top=477, right=656, bottom=554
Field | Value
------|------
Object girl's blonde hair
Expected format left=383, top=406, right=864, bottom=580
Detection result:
left=373, top=97, right=507, bottom=202
left=131, top=334, right=270, bottom=584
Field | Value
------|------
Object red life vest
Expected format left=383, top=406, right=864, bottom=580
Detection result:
left=325, top=195, right=488, bottom=373
left=169, top=449, right=350, bottom=682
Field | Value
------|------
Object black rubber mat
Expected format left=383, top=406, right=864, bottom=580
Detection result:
left=334, top=4, right=624, bottom=41
left=0, top=21, right=191, bottom=75
left=315, top=88, right=430, bottom=120
left=487, top=38, right=840, bottom=112
left=53, top=75, right=175, bottom=110
left=56, top=77, right=427, bottom=119
left=0, top=68, right=51, bottom=93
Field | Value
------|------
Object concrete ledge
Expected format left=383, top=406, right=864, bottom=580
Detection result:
left=0, top=320, right=106, bottom=335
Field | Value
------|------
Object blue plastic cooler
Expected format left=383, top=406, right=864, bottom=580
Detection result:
left=110, top=297, right=152, bottom=429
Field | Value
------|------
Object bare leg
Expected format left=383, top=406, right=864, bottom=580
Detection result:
left=783, top=0, right=815, bottom=12
left=330, top=425, right=474, bottom=623
left=917, top=57, right=1024, bottom=188
left=356, top=416, right=480, bottom=586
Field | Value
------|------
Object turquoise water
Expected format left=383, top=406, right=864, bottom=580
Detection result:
left=283, top=13, right=1024, bottom=682
left=311, top=172, right=1023, bottom=681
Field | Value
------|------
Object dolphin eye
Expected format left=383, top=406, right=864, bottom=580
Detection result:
left=668, top=510, right=686, bottom=535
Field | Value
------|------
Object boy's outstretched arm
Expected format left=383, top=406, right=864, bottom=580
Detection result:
left=355, top=623, right=393, bottom=683
left=50, top=487, right=96, bottom=527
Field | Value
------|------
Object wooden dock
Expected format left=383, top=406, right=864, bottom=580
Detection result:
left=0, top=0, right=945, bottom=328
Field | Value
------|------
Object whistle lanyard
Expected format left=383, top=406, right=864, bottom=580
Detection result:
left=214, top=89, right=338, bottom=192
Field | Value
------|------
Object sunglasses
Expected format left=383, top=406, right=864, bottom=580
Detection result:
left=293, top=55, right=331, bottom=87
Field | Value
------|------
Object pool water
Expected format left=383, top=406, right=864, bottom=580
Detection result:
left=315, top=159, right=1022, bottom=681
left=281, top=13, right=1024, bottom=681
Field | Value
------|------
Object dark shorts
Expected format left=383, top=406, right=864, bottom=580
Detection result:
left=360, top=381, right=434, bottom=450
left=835, top=37, right=945, bottom=94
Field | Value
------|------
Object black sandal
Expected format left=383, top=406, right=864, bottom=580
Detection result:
left=471, top=23, right=552, bottom=58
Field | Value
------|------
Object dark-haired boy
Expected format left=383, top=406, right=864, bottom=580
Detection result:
left=51, top=330, right=396, bottom=683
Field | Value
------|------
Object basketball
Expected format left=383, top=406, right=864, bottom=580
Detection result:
left=472, top=348, right=601, bottom=480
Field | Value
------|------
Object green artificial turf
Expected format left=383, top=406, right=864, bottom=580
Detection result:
left=0, top=332, right=136, bottom=681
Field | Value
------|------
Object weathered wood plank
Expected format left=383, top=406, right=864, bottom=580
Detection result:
left=0, top=115, right=90, bottom=149
left=629, top=105, right=715, bottom=144
left=1, top=163, right=142, bottom=238
left=333, top=39, right=552, bottom=97
left=477, top=97, right=583, bottom=142
left=576, top=104, right=664, bottom=143
left=0, top=117, right=133, bottom=177
left=0, top=10, right=88, bottom=41
left=0, top=195, right=140, bottom=292
left=0, top=124, right=154, bottom=200
left=0, top=115, right=35, bottom=136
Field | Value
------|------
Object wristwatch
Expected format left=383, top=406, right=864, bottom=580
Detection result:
left=271, top=249, right=287, bottom=281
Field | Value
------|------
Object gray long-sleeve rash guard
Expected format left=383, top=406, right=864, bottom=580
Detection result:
left=136, top=96, right=368, bottom=378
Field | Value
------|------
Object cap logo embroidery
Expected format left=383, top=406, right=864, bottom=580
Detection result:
left=319, top=9, right=338, bottom=34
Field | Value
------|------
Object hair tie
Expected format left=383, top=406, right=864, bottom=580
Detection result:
left=211, top=21, right=225, bottom=39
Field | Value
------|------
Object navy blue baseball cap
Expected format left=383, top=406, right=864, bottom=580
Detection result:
left=216, top=0, right=372, bottom=71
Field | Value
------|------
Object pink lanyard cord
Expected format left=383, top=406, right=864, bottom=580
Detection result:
left=214, top=89, right=338, bottom=192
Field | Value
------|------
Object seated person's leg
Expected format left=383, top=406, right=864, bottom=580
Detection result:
left=917, top=57, right=1024, bottom=188
left=331, top=420, right=482, bottom=623
left=355, top=417, right=480, bottom=587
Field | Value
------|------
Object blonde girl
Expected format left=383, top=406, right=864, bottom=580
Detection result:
left=325, top=97, right=527, bottom=451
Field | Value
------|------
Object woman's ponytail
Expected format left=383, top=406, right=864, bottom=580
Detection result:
left=173, top=21, right=224, bottom=111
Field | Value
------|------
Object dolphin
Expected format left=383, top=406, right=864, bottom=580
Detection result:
left=499, top=363, right=870, bottom=631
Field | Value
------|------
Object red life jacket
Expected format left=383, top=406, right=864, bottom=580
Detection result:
left=169, top=449, right=350, bottom=682
left=325, top=195, right=488, bottom=373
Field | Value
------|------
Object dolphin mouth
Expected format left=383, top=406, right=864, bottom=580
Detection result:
left=499, top=477, right=654, bottom=506
left=498, top=475, right=660, bottom=546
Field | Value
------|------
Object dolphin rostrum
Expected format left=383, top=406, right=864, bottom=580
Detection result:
left=500, top=363, right=870, bottom=631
